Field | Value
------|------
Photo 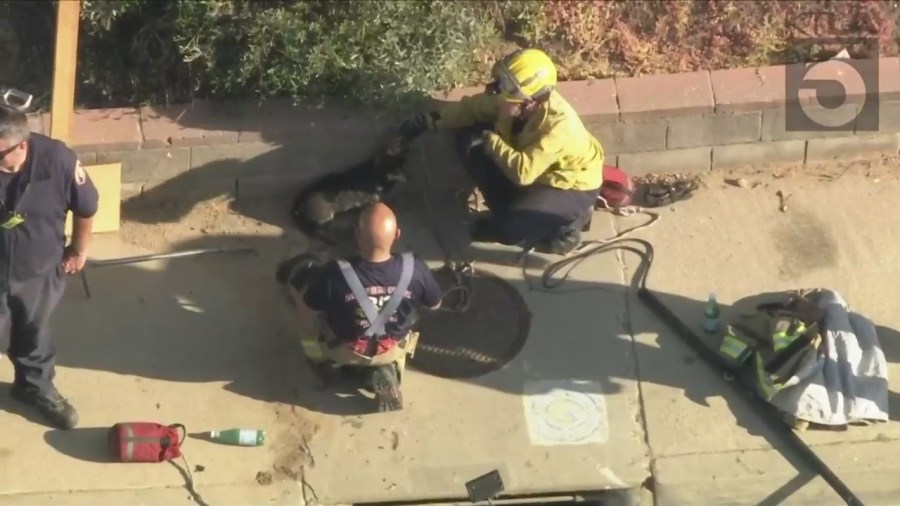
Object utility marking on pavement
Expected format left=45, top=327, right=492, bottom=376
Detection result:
left=522, top=380, right=609, bottom=446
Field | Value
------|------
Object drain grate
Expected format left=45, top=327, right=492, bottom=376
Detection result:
left=411, top=268, right=531, bottom=379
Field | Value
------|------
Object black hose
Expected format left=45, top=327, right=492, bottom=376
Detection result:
left=86, top=247, right=256, bottom=268
left=534, top=237, right=864, bottom=506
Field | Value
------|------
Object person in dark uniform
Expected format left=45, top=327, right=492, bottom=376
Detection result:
left=302, top=203, right=443, bottom=345
left=0, top=106, right=99, bottom=430
left=289, top=202, right=442, bottom=410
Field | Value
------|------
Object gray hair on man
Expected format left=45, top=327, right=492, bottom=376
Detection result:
left=0, top=105, right=30, bottom=144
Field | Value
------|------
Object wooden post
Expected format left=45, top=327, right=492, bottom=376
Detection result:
left=51, top=0, right=123, bottom=234
left=50, top=0, right=81, bottom=143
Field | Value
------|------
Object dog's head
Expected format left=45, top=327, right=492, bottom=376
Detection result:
left=374, top=135, right=412, bottom=184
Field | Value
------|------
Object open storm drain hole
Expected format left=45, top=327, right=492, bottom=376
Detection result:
left=411, top=268, right=532, bottom=379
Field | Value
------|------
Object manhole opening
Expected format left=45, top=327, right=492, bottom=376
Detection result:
left=411, top=268, right=531, bottom=379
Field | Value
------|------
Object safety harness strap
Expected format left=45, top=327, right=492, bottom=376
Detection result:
left=337, top=252, right=414, bottom=338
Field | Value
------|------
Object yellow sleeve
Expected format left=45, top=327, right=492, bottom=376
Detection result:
left=433, top=92, right=500, bottom=130
left=483, top=126, right=566, bottom=186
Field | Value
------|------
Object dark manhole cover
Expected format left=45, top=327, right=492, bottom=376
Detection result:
left=411, top=268, right=532, bottom=379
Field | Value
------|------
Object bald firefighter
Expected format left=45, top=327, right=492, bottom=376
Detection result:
left=282, top=203, right=442, bottom=412
left=400, top=48, right=605, bottom=254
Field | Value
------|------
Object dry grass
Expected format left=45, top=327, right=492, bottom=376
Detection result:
left=496, top=0, right=899, bottom=80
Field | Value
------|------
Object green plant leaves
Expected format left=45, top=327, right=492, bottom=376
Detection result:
left=6, top=0, right=897, bottom=110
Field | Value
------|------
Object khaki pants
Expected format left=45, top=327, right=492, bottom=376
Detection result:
left=287, top=282, right=417, bottom=369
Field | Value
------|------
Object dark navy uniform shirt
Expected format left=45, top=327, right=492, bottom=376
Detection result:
left=303, top=253, right=442, bottom=343
left=0, top=133, right=99, bottom=288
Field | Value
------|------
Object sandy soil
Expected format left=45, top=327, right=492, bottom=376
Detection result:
left=116, top=153, right=900, bottom=254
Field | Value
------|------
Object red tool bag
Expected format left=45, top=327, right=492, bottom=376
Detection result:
left=596, top=165, right=635, bottom=209
left=108, top=422, right=186, bottom=463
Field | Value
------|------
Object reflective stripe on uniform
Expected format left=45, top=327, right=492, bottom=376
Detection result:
left=772, top=331, right=792, bottom=352
left=719, top=333, right=751, bottom=363
left=772, top=321, right=807, bottom=352
left=125, top=424, right=134, bottom=462
left=754, top=352, right=782, bottom=400
left=300, top=336, right=325, bottom=360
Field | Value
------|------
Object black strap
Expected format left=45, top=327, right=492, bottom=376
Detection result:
left=168, top=423, right=187, bottom=447
left=337, top=252, right=415, bottom=338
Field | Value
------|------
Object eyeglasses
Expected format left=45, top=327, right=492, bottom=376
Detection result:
left=0, top=142, right=22, bottom=158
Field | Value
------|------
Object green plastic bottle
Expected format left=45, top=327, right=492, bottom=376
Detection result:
left=208, top=428, right=266, bottom=446
left=703, top=292, right=720, bottom=333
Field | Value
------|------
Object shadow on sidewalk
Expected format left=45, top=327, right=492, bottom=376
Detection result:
left=876, top=325, right=900, bottom=421
left=36, top=193, right=900, bottom=506
left=42, top=212, right=822, bottom=431
left=45, top=211, right=730, bottom=416
left=43, top=427, right=113, bottom=464
left=0, top=381, right=51, bottom=428
left=118, top=91, right=458, bottom=232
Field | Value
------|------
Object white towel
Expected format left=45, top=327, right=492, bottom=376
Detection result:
left=770, top=290, right=889, bottom=426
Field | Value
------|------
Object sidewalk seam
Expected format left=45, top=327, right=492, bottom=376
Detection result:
left=612, top=214, right=657, bottom=503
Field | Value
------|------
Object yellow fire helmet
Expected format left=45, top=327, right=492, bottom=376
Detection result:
left=491, top=48, right=558, bottom=102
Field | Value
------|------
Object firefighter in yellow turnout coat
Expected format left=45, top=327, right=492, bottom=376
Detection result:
left=400, top=49, right=606, bottom=254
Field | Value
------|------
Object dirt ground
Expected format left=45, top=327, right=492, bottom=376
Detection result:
left=118, top=152, right=900, bottom=254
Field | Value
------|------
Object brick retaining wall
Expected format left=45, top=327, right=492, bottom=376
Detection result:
left=24, top=57, right=900, bottom=205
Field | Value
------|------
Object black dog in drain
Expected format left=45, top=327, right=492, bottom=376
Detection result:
left=290, top=135, right=412, bottom=244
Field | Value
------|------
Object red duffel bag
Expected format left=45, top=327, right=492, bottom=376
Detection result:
left=109, top=422, right=186, bottom=463
left=596, top=165, right=635, bottom=209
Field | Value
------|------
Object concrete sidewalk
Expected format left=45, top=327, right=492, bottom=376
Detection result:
left=300, top=197, right=651, bottom=504
left=619, top=162, right=900, bottom=506
left=0, top=228, right=316, bottom=504
left=0, top=157, right=898, bottom=505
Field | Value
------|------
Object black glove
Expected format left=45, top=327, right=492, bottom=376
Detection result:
left=484, top=79, right=501, bottom=95
left=398, top=111, right=439, bottom=141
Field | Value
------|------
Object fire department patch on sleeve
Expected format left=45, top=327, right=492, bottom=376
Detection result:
left=74, top=159, right=87, bottom=185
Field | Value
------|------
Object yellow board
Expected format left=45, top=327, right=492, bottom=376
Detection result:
left=64, top=163, right=122, bottom=234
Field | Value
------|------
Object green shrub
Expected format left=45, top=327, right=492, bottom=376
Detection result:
left=75, top=0, right=498, bottom=110
left=1, top=0, right=898, bottom=111
left=0, top=1, right=57, bottom=108
left=77, top=0, right=189, bottom=108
